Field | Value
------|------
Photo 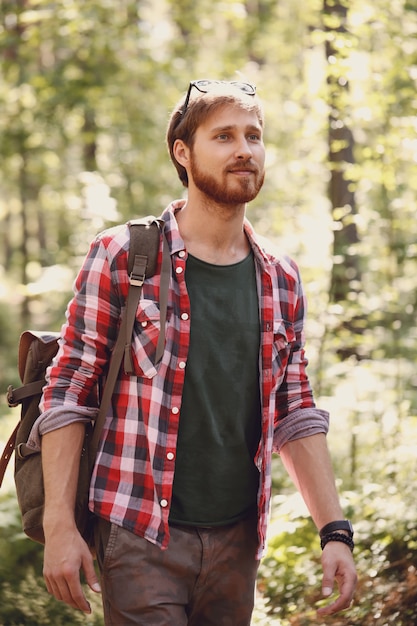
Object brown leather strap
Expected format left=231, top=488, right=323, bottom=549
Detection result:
left=0, top=423, right=19, bottom=488
left=7, top=380, right=45, bottom=407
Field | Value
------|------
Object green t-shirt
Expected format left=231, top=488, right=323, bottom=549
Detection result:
left=169, top=251, right=261, bottom=526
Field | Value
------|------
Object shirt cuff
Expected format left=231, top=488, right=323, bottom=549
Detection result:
left=273, top=407, right=330, bottom=453
left=27, top=406, right=98, bottom=452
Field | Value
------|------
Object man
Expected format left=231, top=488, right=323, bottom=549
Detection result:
left=33, top=79, right=357, bottom=624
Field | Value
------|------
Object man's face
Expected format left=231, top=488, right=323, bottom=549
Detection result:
left=188, top=104, right=265, bottom=206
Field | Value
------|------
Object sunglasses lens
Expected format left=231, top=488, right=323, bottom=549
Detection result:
left=194, top=80, right=213, bottom=91
left=232, top=82, right=256, bottom=95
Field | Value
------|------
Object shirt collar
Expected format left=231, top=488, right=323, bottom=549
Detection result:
left=162, top=200, right=279, bottom=270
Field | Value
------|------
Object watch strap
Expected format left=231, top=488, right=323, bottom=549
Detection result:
left=319, top=520, right=353, bottom=538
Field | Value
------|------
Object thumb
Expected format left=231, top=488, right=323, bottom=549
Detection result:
left=90, top=580, right=102, bottom=594
left=321, top=564, right=335, bottom=597
left=321, top=550, right=337, bottom=597
left=82, top=551, right=102, bottom=594
left=322, top=572, right=334, bottom=597
left=322, top=583, right=334, bottom=597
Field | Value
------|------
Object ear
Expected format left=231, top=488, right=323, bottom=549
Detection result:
left=173, top=139, right=190, bottom=167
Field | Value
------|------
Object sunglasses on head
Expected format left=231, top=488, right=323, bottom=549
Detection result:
left=181, top=79, right=256, bottom=117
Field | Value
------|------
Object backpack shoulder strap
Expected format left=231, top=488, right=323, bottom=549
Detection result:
left=123, top=216, right=170, bottom=373
left=128, top=216, right=162, bottom=280
left=91, top=215, right=170, bottom=454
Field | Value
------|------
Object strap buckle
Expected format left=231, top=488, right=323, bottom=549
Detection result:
left=129, top=273, right=145, bottom=287
left=129, top=254, right=148, bottom=287
left=7, top=385, right=18, bottom=408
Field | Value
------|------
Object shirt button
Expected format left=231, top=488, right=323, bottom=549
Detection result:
left=160, top=499, right=168, bottom=508
left=176, top=266, right=183, bottom=274
left=181, top=313, right=189, bottom=321
left=178, top=361, right=186, bottom=369
left=178, top=250, right=186, bottom=258
left=167, top=452, right=175, bottom=461
left=172, top=407, right=179, bottom=414
left=141, top=321, right=148, bottom=328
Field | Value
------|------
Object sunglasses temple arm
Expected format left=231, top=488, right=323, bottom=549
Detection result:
left=181, top=83, right=194, bottom=116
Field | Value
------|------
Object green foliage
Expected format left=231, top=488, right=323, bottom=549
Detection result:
left=0, top=302, right=19, bottom=388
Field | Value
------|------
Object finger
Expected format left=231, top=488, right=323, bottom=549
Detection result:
left=65, top=574, right=92, bottom=613
left=317, top=576, right=356, bottom=617
left=317, top=592, right=353, bottom=617
left=45, top=569, right=91, bottom=613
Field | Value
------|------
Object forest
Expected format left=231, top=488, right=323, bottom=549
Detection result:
left=1, top=0, right=417, bottom=623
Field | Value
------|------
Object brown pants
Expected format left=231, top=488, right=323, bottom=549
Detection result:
left=94, top=515, right=260, bottom=626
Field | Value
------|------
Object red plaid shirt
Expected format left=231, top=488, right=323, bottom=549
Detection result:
left=38, top=201, right=328, bottom=558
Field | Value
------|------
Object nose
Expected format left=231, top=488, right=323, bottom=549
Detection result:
left=235, top=137, right=253, bottom=160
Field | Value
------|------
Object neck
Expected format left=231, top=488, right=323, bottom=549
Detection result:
left=176, top=197, right=250, bottom=265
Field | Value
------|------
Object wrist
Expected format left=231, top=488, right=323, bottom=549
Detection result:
left=320, top=531, right=354, bottom=552
left=43, top=509, right=77, bottom=534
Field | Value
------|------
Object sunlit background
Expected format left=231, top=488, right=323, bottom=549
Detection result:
left=1, top=0, right=417, bottom=624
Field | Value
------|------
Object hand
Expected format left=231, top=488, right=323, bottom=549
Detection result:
left=43, top=526, right=101, bottom=613
left=317, top=541, right=357, bottom=617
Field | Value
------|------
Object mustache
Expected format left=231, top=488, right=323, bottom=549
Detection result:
left=227, top=160, right=260, bottom=173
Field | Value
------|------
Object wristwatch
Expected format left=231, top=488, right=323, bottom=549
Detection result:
left=319, top=520, right=354, bottom=538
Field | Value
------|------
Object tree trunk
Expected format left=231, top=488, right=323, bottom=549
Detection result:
left=324, top=0, right=364, bottom=360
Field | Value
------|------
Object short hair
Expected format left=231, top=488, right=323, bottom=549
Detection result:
left=166, top=88, right=264, bottom=187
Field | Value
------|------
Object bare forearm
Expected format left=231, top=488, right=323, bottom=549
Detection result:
left=279, top=433, right=344, bottom=529
left=41, top=422, right=85, bottom=534
left=41, top=422, right=100, bottom=613
left=280, top=433, right=357, bottom=615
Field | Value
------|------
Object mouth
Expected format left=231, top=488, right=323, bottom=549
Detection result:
left=228, top=168, right=257, bottom=176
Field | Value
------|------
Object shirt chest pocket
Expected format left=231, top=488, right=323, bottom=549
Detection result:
left=130, top=299, right=162, bottom=379
left=271, top=319, right=295, bottom=377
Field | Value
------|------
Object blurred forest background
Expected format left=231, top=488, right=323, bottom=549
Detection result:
left=1, top=0, right=417, bottom=624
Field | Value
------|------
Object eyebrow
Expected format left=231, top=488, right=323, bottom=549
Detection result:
left=210, top=124, right=262, bottom=134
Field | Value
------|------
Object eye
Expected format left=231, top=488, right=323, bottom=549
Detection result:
left=217, top=133, right=230, bottom=141
left=248, top=133, right=261, bottom=142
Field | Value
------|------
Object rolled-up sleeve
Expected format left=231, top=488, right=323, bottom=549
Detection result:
left=27, top=407, right=97, bottom=452
left=273, top=407, right=329, bottom=452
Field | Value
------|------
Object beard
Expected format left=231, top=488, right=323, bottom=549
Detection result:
left=189, top=155, right=265, bottom=206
